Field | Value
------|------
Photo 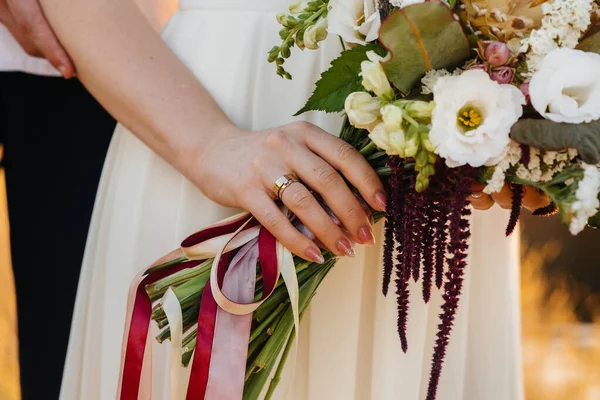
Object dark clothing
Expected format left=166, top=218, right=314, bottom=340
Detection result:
left=0, top=72, right=116, bottom=400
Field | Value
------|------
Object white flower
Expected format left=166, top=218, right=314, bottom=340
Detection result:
left=483, top=141, right=522, bottom=194
left=304, top=17, right=328, bottom=50
left=569, top=163, right=600, bottom=235
left=289, top=0, right=308, bottom=14
left=380, top=104, right=403, bottom=132
left=429, top=70, right=526, bottom=168
left=344, top=92, right=381, bottom=131
left=520, top=0, right=593, bottom=74
left=360, top=51, right=394, bottom=100
left=368, top=122, right=406, bottom=155
left=529, top=48, right=600, bottom=124
left=328, top=0, right=380, bottom=45
left=421, top=68, right=462, bottom=95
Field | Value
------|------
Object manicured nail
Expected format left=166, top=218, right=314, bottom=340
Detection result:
left=470, top=191, right=484, bottom=199
left=337, top=238, right=355, bottom=258
left=358, top=225, right=375, bottom=246
left=58, top=65, right=68, bottom=77
left=306, top=247, right=325, bottom=264
left=375, top=192, right=387, bottom=211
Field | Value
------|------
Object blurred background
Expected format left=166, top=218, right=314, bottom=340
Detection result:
left=0, top=145, right=598, bottom=399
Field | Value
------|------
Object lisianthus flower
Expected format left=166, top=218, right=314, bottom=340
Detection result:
left=529, top=48, right=600, bottom=123
left=328, top=0, right=380, bottom=45
left=429, top=69, right=525, bottom=168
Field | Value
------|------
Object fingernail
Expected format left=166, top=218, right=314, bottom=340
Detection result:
left=306, top=247, right=325, bottom=264
left=336, top=238, right=355, bottom=258
left=58, top=65, right=68, bottom=78
left=358, top=225, right=375, bottom=246
left=375, top=192, right=387, bottom=211
left=470, top=191, right=484, bottom=199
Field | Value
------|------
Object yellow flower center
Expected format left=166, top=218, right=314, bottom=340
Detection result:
left=457, top=106, right=483, bottom=131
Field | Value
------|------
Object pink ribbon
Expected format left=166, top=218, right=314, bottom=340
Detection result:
left=118, top=213, right=283, bottom=400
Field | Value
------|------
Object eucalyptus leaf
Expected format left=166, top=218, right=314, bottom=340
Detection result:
left=577, top=30, right=600, bottom=54
left=295, top=43, right=386, bottom=115
left=378, top=1, right=470, bottom=95
left=510, top=118, right=600, bottom=164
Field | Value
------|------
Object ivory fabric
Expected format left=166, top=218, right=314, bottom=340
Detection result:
left=60, top=1, right=524, bottom=399
left=0, top=0, right=176, bottom=76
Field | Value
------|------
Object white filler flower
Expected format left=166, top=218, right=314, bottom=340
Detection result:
left=429, top=70, right=526, bottom=168
left=529, top=48, right=600, bottom=124
left=328, top=0, right=380, bottom=45
left=570, top=163, right=600, bottom=235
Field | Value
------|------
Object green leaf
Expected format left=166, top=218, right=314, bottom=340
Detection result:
left=510, top=118, right=600, bottom=164
left=295, top=43, right=385, bottom=115
left=378, top=1, right=470, bottom=94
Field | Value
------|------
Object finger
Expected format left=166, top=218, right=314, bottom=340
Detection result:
left=244, top=192, right=325, bottom=264
left=289, top=149, right=374, bottom=246
left=490, top=184, right=513, bottom=209
left=8, top=0, right=75, bottom=78
left=522, top=185, right=551, bottom=212
left=270, top=175, right=355, bottom=257
left=303, top=125, right=387, bottom=212
left=468, top=193, right=495, bottom=210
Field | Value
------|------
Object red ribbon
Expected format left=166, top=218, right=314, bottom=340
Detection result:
left=120, top=215, right=281, bottom=400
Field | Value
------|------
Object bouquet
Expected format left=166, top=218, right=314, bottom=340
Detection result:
left=119, top=0, right=600, bottom=399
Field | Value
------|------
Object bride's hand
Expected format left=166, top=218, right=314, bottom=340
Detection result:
left=468, top=182, right=551, bottom=211
left=193, top=121, right=387, bottom=263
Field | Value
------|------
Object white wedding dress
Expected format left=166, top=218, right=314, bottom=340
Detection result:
left=60, top=1, right=524, bottom=399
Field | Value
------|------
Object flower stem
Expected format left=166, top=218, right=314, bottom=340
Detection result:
left=145, top=256, right=188, bottom=275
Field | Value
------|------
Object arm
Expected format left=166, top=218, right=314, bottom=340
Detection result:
left=38, top=0, right=234, bottom=180
left=37, top=0, right=386, bottom=261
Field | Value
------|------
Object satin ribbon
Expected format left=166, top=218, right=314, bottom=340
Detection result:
left=118, top=211, right=300, bottom=400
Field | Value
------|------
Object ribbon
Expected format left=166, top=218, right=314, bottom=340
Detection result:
left=118, top=211, right=300, bottom=400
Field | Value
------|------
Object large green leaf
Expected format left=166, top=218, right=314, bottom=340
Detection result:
left=378, top=1, right=470, bottom=95
left=510, top=118, right=600, bottom=164
left=295, top=44, right=385, bottom=115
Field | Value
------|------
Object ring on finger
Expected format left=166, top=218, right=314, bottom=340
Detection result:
left=273, top=174, right=299, bottom=200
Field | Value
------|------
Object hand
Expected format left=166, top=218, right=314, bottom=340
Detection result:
left=0, top=0, right=74, bottom=78
left=193, top=121, right=387, bottom=263
left=469, top=182, right=551, bottom=212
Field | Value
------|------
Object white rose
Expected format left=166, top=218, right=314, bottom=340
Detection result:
left=360, top=51, right=394, bottom=101
left=328, top=0, right=380, bottom=45
left=430, top=70, right=526, bottom=168
left=304, top=18, right=328, bottom=50
left=344, top=92, right=381, bottom=131
left=530, top=48, right=600, bottom=124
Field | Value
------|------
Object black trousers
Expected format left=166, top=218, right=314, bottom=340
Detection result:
left=0, top=72, right=116, bottom=400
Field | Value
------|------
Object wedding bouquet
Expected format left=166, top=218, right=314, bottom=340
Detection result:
left=120, top=0, right=600, bottom=399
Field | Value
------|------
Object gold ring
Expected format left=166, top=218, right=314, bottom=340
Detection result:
left=273, top=174, right=298, bottom=200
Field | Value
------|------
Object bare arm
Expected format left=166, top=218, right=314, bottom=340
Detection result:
left=38, top=0, right=234, bottom=180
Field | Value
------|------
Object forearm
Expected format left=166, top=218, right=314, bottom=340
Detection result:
left=39, top=0, right=236, bottom=179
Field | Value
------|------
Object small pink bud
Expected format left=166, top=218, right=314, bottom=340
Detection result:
left=484, top=41, right=511, bottom=66
left=519, top=82, right=530, bottom=104
left=489, top=66, right=515, bottom=84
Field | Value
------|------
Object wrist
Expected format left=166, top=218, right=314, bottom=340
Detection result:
left=182, top=121, right=246, bottom=186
